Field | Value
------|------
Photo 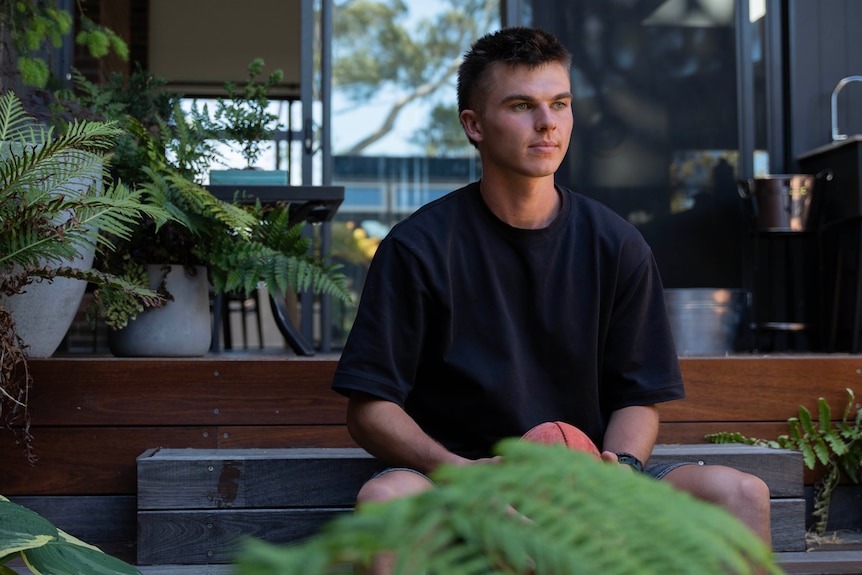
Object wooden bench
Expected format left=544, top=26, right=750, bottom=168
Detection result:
left=135, top=444, right=806, bottom=568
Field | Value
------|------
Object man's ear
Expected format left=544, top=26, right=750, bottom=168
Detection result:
left=460, top=110, right=483, bottom=142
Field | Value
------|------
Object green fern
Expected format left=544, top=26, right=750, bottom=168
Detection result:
left=0, top=90, right=169, bottom=295
left=235, top=440, right=780, bottom=575
left=135, top=168, right=256, bottom=238
left=206, top=203, right=350, bottom=302
left=704, top=431, right=781, bottom=449
left=706, top=388, right=862, bottom=535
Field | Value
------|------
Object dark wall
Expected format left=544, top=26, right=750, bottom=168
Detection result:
left=788, top=0, right=862, bottom=166
left=787, top=0, right=862, bottom=351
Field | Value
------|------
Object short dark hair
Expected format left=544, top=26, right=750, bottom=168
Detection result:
left=457, top=27, right=572, bottom=116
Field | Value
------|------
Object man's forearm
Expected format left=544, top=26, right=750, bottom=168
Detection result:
left=346, top=391, right=470, bottom=473
left=601, top=404, right=659, bottom=465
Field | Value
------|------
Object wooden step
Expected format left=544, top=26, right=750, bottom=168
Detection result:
left=136, top=444, right=806, bottom=566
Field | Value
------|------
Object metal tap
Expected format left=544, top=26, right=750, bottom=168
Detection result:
left=831, top=75, right=862, bottom=141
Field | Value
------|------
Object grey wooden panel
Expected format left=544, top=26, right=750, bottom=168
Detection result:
left=136, top=446, right=807, bottom=559
left=650, top=444, right=803, bottom=497
left=137, top=499, right=805, bottom=566
left=139, top=447, right=372, bottom=461
left=137, top=508, right=347, bottom=565
left=771, top=498, right=808, bottom=553
left=137, top=448, right=385, bottom=510
left=776, top=550, right=862, bottom=575
left=139, top=445, right=802, bottom=501
left=138, top=567, right=236, bottom=575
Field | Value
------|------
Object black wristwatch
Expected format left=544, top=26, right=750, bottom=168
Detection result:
left=615, top=452, right=644, bottom=472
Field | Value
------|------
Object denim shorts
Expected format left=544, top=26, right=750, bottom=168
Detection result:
left=644, top=461, right=700, bottom=480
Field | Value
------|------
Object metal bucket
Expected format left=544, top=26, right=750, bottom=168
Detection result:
left=664, top=289, right=748, bottom=356
left=738, top=174, right=818, bottom=232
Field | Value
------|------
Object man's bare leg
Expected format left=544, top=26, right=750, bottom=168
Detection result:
left=355, top=469, right=436, bottom=575
left=662, top=464, right=772, bottom=546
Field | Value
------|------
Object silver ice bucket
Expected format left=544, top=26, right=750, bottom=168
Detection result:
left=664, top=288, right=748, bottom=356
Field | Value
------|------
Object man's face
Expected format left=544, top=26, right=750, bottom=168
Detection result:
left=461, top=61, right=573, bottom=180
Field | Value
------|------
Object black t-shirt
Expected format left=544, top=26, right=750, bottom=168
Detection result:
left=332, top=182, right=684, bottom=459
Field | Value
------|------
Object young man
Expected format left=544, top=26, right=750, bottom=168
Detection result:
left=331, top=26, right=770, bottom=569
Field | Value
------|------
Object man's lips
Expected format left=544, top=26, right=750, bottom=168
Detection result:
left=530, top=141, right=558, bottom=151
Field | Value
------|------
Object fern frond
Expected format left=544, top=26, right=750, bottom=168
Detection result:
left=843, top=388, right=857, bottom=424
left=819, top=397, right=833, bottom=435
left=796, top=406, right=830, bottom=466
left=204, top=218, right=350, bottom=303
left=706, top=432, right=755, bottom=445
left=234, top=441, right=780, bottom=575
left=0, top=92, right=36, bottom=142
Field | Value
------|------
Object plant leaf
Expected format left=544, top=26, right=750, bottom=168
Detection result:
left=0, top=499, right=58, bottom=557
left=22, top=540, right=141, bottom=575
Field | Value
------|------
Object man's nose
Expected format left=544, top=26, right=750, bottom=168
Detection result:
left=535, top=106, right=556, bottom=131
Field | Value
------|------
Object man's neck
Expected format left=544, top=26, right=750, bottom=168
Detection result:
left=478, top=177, right=561, bottom=230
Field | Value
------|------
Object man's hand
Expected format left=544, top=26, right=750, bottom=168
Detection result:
left=470, top=455, right=503, bottom=466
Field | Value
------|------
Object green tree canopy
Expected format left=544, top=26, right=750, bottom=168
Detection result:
left=332, top=0, right=497, bottom=156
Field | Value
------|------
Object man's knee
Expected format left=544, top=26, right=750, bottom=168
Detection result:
left=706, top=466, right=770, bottom=512
left=662, top=464, right=770, bottom=509
left=728, top=470, right=771, bottom=512
left=356, top=470, right=435, bottom=507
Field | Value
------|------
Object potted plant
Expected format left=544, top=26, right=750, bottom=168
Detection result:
left=76, top=70, right=350, bottom=356
left=0, top=90, right=169, bottom=456
left=206, top=58, right=288, bottom=185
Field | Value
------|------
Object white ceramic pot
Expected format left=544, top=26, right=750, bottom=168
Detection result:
left=108, top=265, right=212, bottom=357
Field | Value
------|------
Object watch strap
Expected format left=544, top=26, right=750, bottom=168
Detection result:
left=615, top=452, right=644, bottom=472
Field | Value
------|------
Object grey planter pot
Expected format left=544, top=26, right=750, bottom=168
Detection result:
left=1, top=250, right=95, bottom=358
left=109, top=265, right=212, bottom=357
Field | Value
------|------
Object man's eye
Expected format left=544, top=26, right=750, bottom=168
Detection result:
left=514, top=103, right=529, bottom=110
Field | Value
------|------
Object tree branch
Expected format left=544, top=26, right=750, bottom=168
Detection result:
left=342, top=55, right=462, bottom=155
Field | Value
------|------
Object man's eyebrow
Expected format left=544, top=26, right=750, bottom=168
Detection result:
left=500, top=91, right=573, bottom=103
